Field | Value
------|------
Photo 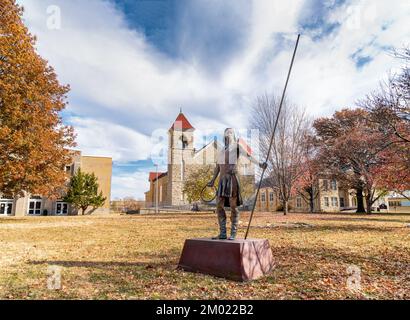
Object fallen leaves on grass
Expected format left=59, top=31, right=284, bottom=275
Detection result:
left=0, top=213, right=409, bottom=299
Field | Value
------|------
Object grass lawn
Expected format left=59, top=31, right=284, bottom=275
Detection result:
left=0, top=212, right=409, bottom=300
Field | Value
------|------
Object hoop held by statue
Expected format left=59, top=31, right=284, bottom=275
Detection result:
left=200, top=185, right=217, bottom=203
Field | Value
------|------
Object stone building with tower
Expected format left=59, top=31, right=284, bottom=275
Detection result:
left=145, top=111, right=256, bottom=208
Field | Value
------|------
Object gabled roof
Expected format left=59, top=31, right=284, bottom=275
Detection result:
left=389, top=191, right=410, bottom=199
left=170, top=112, right=194, bottom=131
left=149, top=172, right=167, bottom=182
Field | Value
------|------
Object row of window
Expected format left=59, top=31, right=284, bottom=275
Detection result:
left=323, top=179, right=338, bottom=191
left=260, top=179, right=339, bottom=206
left=296, top=196, right=345, bottom=208
left=323, top=197, right=345, bottom=207
left=260, top=193, right=275, bottom=202
left=260, top=194, right=346, bottom=208
left=0, top=199, right=69, bottom=216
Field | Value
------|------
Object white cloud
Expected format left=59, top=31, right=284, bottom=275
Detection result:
left=111, top=170, right=149, bottom=200
left=17, top=0, right=410, bottom=198
left=70, top=117, right=151, bottom=162
left=19, top=0, right=221, bottom=125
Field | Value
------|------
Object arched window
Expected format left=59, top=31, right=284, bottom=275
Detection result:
left=179, top=135, right=188, bottom=149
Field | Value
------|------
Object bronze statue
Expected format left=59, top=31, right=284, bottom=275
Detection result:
left=208, top=128, right=267, bottom=240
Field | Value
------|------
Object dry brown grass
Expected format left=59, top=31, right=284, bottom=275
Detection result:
left=0, top=211, right=409, bottom=300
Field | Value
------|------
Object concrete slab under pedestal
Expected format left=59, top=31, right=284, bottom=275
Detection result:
left=178, top=238, right=275, bottom=281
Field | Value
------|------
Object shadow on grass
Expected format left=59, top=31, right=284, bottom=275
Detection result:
left=325, top=212, right=410, bottom=217
left=139, top=213, right=214, bottom=220
left=28, top=251, right=180, bottom=270
left=0, top=218, right=30, bottom=223
left=28, top=260, right=174, bottom=269
left=247, top=224, right=398, bottom=233
left=315, top=217, right=410, bottom=224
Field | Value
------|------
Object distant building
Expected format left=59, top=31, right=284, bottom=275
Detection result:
left=111, top=199, right=145, bottom=213
left=0, top=151, right=112, bottom=216
left=145, top=111, right=256, bottom=208
left=388, top=192, right=410, bottom=213
left=256, top=178, right=391, bottom=213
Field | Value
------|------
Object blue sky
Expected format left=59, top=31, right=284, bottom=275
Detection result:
left=18, top=0, right=410, bottom=199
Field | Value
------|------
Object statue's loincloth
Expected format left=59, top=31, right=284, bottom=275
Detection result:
left=216, top=173, right=243, bottom=207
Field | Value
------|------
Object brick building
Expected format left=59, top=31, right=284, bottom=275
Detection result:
left=256, top=178, right=391, bottom=213
left=0, top=151, right=112, bottom=216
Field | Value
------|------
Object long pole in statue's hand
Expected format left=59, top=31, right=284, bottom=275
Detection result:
left=244, top=34, right=301, bottom=240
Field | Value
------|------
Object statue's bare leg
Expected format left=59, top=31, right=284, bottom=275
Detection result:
left=213, top=197, right=227, bottom=240
left=229, top=197, right=240, bottom=240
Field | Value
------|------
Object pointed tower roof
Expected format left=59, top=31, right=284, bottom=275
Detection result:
left=170, top=111, right=195, bottom=131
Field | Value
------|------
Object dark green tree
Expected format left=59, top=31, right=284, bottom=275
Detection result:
left=64, top=169, right=106, bottom=215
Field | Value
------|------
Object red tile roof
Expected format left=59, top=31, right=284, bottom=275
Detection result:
left=170, top=112, right=194, bottom=131
left=149, top=172, right=167, bottom=182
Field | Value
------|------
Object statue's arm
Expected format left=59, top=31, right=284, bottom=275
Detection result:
left=239, top=143, right=268, bottom=169
left=208, top=165, right=220, bottom=186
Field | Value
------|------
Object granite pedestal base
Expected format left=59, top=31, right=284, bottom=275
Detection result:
left=178, top=238, right=274, bottom=281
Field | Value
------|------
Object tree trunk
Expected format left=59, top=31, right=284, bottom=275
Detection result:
left=366, top=196, right=373, bottom=214
left=284, top=201, right=288, bottom=216
left=356, top=188, right=365, bottom=213
left=309, top=195, right=314, bottom=213
left=81, top=207, right=87, bottom=215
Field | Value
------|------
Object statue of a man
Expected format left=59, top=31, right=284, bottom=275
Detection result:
left=208, top=128, right=267, bottom=240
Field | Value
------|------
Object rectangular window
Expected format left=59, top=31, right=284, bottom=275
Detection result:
left=389, top=201, right=401, bottom=207
left=331, top=197, right=338, bottom=207
left=296, top=197, right=302, bottom=208
left=323, top=180, right=329, bottom=191
left=0, top=199, right=13, bottom=215
left=28, top=199, right=42, bottom=215
left=324, top=197, right=329, bottom=207
left=56, top=202, right=68, bottom=215
left=340, top=197, right=345, bottom=208
left=261, top=194, right=266, bottom=202
left=269, top=192, right=274, bottom=202
left=331, top=180, right=337, bottom=191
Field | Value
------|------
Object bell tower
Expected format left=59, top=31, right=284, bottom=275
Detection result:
left=167, top=110, right=195, bottom=206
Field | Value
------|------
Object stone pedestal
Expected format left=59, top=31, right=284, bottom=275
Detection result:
left=178, top=238, right=274, bottom=281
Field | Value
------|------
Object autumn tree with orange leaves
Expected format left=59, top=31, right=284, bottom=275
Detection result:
left=294, top=134, right=322, bottom=213
left=0, top=0, right=75, bottom=197
left=359, top=47, right=410, bottom=200
left=313, top=109, right=393, bottom=214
